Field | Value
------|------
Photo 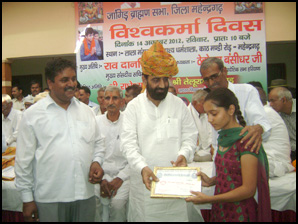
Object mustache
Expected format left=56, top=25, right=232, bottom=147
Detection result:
left=155, top=88, right=167, bottom=92
left=64, top=87, right=75, bottom=91
left=209, top=83, right=220, bottom=89
left=107, top=104, right=116, bottom=108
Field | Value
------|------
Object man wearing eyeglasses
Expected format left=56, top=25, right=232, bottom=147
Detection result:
left=200, top=57, right=271, bottom=154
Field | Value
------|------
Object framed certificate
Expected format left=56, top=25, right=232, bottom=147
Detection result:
left=150, top=167, right=201, bottom=198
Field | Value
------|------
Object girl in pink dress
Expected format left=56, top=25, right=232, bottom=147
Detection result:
left=186, top=88, right=271, bottom=222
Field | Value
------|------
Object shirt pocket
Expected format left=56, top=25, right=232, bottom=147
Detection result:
left=77, top=120, right=94, bottom=143
left=166, top=118, right=179, bottom=139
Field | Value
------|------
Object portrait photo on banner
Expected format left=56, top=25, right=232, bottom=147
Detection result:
left=78, top=25, right=104, bottom=61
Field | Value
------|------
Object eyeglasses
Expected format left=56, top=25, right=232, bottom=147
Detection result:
left=203, top=71, right=221, bottom=83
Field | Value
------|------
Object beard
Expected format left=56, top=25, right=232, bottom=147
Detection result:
left=146, top=84, right=169, bottom=101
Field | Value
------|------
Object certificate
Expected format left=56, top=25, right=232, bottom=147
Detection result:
left=150, top=167, right=201, bottom=198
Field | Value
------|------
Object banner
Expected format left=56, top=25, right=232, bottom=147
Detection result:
left=75, top=2, right=266, bottom=104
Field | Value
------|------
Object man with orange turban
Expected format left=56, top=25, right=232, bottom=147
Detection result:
left=120, top=41, right=198, bottom=222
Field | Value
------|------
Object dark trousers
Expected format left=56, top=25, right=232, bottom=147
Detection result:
left=36, top=196, right=96, bottom=222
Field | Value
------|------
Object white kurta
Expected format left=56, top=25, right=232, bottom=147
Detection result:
left=95, top=112, right=130, bottom=198
left=2, top=108, right=23, bottom=147
left=262, top=105, right=294, bottom=177
left=188, top=103, right=212, bottom=157
left=95, top=112, right=129, bottom=222
left=120, top=91, right=197, bottom=222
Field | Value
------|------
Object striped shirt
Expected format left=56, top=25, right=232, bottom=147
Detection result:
left=280, top=99, right=296, bottom=152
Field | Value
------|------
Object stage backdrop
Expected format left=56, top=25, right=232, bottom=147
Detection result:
left=75, top=2, right=266, bottom=104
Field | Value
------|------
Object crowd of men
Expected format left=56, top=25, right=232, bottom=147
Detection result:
left=2, top=41, right=296, bottom=222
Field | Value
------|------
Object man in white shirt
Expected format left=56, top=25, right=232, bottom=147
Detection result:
left=11, top=84, right=25, bottom=111
left=188, top=89, right=213, bottom=162
left=255, top=86, right=294, bottom=177
left=78, top=86, right=100, bottom=114
left=269, top=87, right=296, bottom=161
left=2, top=94, right=23, bottom=147
left=15, top=58, right=105, bottom=222
left=95, top=86, right=129, bottom=222
left=95, top=87, right=107, bottom=116
left=200, top=57, right=271, bottom=154
left=120, top=41, right=197, bottom=222
left=26, top=80, right=42, bottom=98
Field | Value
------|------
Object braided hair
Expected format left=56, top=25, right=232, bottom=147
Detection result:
left=205, top=88, right=246, bottom=127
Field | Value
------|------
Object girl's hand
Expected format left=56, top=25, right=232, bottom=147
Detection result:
left=185, top=191, right=210, bottom=204
left=198, top=171, right=212, bottom=187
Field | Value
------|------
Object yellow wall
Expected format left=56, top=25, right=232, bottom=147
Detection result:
left=265, top=2, right=296, bottom=42
left=2, top=2, right=296, bottom=60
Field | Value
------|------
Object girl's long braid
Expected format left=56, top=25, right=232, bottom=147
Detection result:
left=235, top=104, right=246, bottom=127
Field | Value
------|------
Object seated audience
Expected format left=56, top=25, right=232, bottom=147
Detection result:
left=2, top=94, right=23, bottom=147
left=96, top=87, right=107, bottom=115
left=255, top=86, right=295, bottom=177
left=11, top=84, right=25, bottom=111
left=95, top=86, right=129, bottom=222
left=269, top=87, right=296, bottom=161
left=78, top=86, right=100, bottom=113
left=269, top=78, right=296, bottom=98
left=188, top=89, right=213, bottom=162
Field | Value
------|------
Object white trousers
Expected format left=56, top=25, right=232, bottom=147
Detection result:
left=95, top=180, right=129, bottom=222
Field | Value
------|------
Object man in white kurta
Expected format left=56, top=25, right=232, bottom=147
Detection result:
left=120, top=41, right=197, bottom=222
left=262, top=104, right=294, bottom=176
left=2, top=94, right=23, bottom=147
left=254, top=86, right=294, bottom=177
left=95, top=86, right=129, bottom=222
left=188, top=89, right=213, bottom=162
left=200, top=57, right=271, bottom=156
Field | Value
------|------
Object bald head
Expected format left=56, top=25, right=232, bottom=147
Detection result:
left=269, top=87, right=293, bottom=114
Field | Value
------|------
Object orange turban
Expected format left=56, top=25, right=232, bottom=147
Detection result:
left=140, top=41, right=179, bottom=77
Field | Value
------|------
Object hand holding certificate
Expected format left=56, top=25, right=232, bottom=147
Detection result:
left=150, top=167, right=201, bottom=198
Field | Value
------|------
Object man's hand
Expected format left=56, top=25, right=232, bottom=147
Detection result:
left=89, top=162, right=104, bottom=184
left=100, top=179, right=111, bottom=198
left=210, top=145, right=214, bottom=158
left=239, top=124, right=263, bottom=154
left=171, top=155, right=187, bottom=167
left=91, top=47, right=96, bottom=55
left=23, top=201, right=39, bottom=222
left=109, top=177, right=124, bottom=198
left=141, top=166, right=159, bottom=191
